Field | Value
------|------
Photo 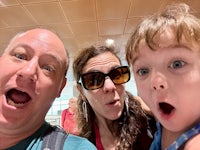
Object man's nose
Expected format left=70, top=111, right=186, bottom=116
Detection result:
left=17, top=59, right=38, bottom=82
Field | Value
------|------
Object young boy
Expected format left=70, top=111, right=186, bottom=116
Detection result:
left=126, top=3, right=200, bottom=150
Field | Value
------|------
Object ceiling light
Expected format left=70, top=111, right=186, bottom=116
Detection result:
left=0, top=0, right=5, bottom=7
left=105, top=39, right=115, bottom=46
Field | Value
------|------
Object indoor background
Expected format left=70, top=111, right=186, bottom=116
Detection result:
left=0, top=0, right=199, bottom=125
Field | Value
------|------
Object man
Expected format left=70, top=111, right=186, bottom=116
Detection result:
left=0, top=28, right=96, bottom=149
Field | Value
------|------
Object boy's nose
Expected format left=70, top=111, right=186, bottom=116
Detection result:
left=151, top=72, right=168, bottom=91
left=153, top=84, right=165, bottom=90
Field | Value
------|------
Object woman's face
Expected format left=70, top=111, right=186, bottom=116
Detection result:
left=81, top=52, right=126, bottom=122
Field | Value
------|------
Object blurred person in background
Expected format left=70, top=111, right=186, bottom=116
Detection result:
left=61, top=97, right=79, bottom=135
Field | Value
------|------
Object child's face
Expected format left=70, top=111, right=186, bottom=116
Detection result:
left=132, top=40, right=200, bottom=133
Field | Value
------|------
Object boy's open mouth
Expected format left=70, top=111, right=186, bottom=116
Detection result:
left=159, top=102, right=174, bottom=115
left=6, top=89, right=31, bottom=108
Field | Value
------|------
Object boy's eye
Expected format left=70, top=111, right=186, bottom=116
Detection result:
left=137, top=68, right=149, bottom=76
left=170, top=60, right=185, bottom=69
left=15, top=53, right=27, bottom=60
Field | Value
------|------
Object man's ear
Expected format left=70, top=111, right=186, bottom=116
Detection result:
left=56, top=77, right=67, bottom=97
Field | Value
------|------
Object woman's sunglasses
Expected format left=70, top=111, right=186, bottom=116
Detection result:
left=79, top=66, right=130, bottom=90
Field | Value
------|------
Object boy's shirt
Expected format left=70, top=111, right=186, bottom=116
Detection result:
left=150, top=122, right=200, bottom=150
left=150, top=122, right=162, bottom=150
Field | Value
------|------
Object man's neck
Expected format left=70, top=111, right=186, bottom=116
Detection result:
left=0, top=134, right=26, bottom=149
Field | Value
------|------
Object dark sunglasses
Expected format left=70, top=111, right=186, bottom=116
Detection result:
left=79, top=66, right=130, bottom=90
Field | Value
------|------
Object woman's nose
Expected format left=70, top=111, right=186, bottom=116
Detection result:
left=103, top=76, right=116, bottom=92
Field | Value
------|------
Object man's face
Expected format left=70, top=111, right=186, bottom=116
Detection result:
left=0, top=29, right=67, bottom=133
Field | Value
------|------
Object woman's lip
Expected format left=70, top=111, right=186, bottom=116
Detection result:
left=106, top=100, right=119, bottom=105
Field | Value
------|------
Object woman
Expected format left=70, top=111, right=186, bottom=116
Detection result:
left=73, top=45, right=155, bottom=149
left=61, top=97, right=79, bottom=135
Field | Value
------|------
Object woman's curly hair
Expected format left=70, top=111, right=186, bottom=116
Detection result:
left=75, top=91, right=154, bottom=150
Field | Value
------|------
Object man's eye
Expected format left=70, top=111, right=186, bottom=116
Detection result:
left=137, top=68, right=149, bottom=76
left=170, top=60, right=185, bottom=69
left=15, top=53, right=27, bottom=60
left=43, top=65, right=54, bottom=72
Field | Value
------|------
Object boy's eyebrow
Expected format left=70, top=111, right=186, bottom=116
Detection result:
left=130, top=54, right=139, bottom=65
left=171, top=44, right=192, bottom=50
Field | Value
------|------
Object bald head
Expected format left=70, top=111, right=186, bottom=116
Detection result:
left=5, top=28, right=69, bottom=75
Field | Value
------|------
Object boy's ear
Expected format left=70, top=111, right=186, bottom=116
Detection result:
left=56, top=77, right=67, bottom=97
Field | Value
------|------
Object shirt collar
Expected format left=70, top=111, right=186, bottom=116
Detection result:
left=166, top=122, right=200, bottom=150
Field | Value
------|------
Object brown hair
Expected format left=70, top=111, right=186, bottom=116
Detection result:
left=126, top=3, right=200, bottom=65
left=73, top=45, right=121, bottom=82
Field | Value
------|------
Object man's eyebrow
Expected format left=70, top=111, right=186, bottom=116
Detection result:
left=45, top=52, right=62, bottom=66
left=9, top=43, right=33, bottom=52
left=11, top=43, right=62, bottom=66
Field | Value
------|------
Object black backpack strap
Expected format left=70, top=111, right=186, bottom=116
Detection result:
left=41, top=125, right=68, bottom=150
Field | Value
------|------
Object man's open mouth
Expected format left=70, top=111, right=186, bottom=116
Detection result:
left=6, top=89, right=31, bottom=108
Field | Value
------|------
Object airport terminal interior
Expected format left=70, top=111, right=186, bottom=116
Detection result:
left=0, top=0, right=200, bottom=125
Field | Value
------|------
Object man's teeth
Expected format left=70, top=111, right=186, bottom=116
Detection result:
left=7, top=98, right=25, bottom=107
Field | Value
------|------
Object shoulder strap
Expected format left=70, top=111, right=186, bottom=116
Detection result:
left=41, top=125, right=68, bottom=150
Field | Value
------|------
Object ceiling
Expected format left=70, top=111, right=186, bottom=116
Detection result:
left=1, top=0, right=200, bottom=81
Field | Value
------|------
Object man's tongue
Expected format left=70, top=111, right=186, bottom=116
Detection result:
left=7, top=89, right=31, bottom=104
